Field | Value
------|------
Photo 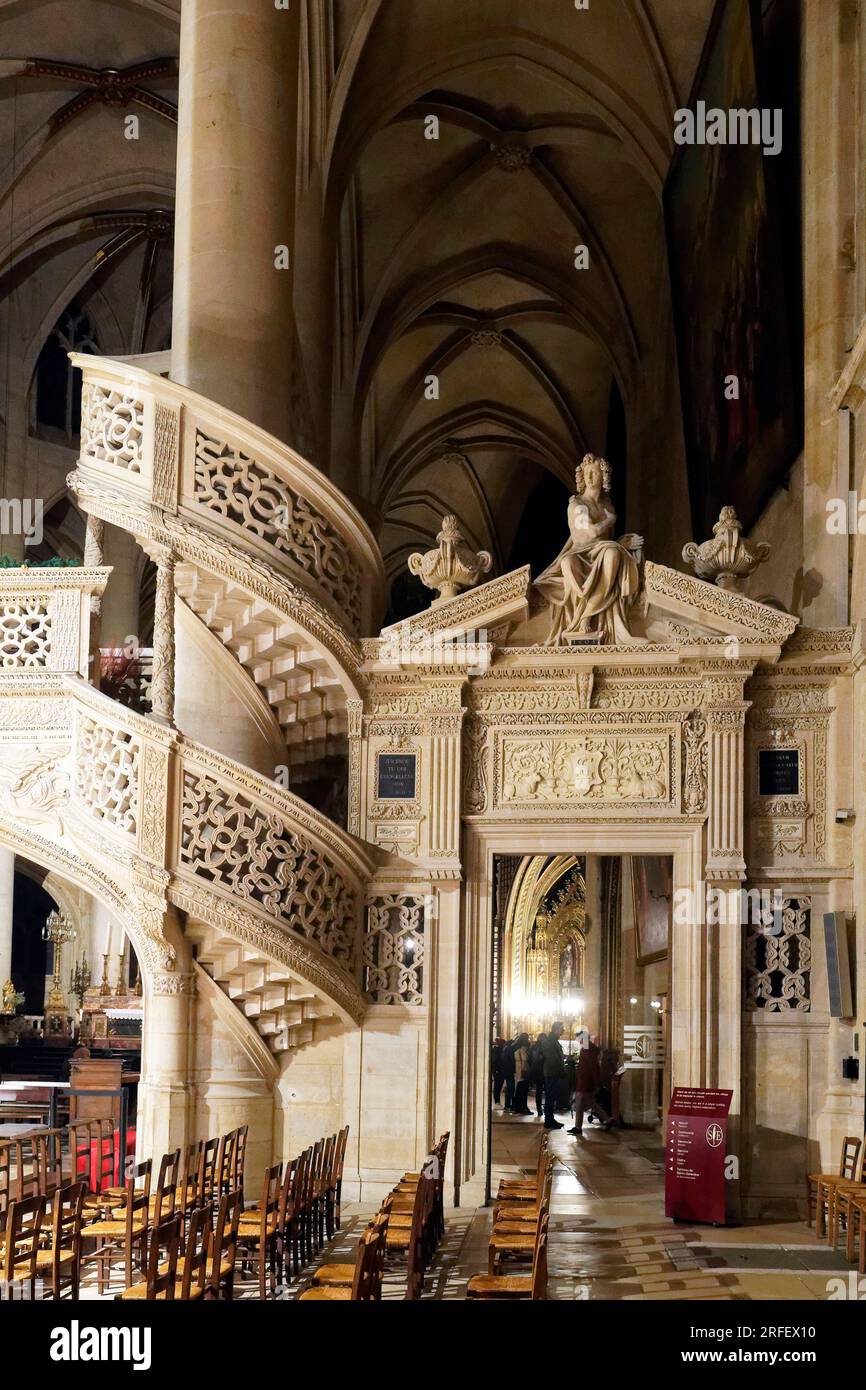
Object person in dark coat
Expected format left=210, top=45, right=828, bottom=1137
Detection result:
left=501, top=1035, right=518, bottom=1111
left=529, top=1032, right=547, bottom=1117
left=491, top=1038, right=506, bottom=1105
left=511, top=1033, right=532, bottom=1114
left=541, top=1022, right=566, bottom=1129
left=567, top=1034, right=613, bottom=1135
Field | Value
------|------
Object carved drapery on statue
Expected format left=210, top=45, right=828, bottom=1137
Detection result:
left=533, top=454, right=643, bottom=645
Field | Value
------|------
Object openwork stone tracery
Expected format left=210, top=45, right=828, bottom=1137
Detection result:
left=179, top=768, right=358, bottom=966
left=193, top=429, right=361, bottom=629
left=363, top=894, right=426, bottom=1005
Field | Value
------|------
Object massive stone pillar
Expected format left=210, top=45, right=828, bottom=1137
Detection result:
left=0, top=849, right=14, bottom=987
left=171, top=0, right=300, bottom=443
left=801, top=0, right=856, bottom=625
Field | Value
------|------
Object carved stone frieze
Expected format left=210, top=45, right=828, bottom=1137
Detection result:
left=682, top=713, right=708, bottom=814
left=462, top=716, right=489, bottom=815
left=496, top=733, right=671, bottom=806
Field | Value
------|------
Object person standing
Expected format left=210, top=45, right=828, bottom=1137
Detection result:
left=501, top=1035, right=518, bottom=1111
left=530, top=1032, right=547, bottom=1118
left=568, top=1034, right=613, bottom=1135
left=542, top=1021, right=566, bottom=1129
left=511, top=1032, right=532, bottom=1114
left=491, top=1038, right=506, bottom=1106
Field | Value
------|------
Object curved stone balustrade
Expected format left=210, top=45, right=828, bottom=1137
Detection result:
left=0, top=566, right=109, bottom=673
left=0, top=662, right=376, bottom=1024
left=69, top=353, right=386, bottom=639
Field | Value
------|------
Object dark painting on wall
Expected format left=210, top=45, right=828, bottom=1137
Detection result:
left=665, top=0, right=798, bottom=540
left=631, top=856, right=672, bottom=966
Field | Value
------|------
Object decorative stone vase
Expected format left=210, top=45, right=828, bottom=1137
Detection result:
left=408, top=516, right=492, bottom=604
left=682, top=506, right=771, bottom=589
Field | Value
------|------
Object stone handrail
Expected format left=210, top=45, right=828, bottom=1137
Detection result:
left=69, top=353, right=386, bottom=638
left=0, top=566, right=109, bottom=675
left=0, top=666, right=376, bottom=1023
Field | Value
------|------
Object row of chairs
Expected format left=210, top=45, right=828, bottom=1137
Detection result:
left=807, top=1132, right=866, bottom=1275
left=466, top=1137, right=550, bottom=1300
left=300, top=1132, right=450, bottom=1301
left=231, top=1126, right=350, bottom=1298
left=0, top=1124, right=249, bottom=1299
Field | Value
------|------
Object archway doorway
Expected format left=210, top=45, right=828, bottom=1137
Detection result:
left=489, top=852, right=672, bottom=1190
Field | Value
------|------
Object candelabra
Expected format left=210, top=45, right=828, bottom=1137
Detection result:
left=42, top=909, right=77, bottom=1012
left=69, top=955, right=91, bottom=1009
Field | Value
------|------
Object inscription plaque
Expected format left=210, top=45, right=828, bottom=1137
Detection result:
left=377, top=752, right=417, bottom=800
left=758, top=748, right=799, bottom=797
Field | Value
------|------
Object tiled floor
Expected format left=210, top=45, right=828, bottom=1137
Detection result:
left=296, top=1108, right=856, bottom=1301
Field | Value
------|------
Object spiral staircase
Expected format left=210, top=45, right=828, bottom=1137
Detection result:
left=0, top=353, right=388, bottom=1077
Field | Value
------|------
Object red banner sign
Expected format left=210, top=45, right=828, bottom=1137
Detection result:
left=665, top=1087, right=733, bottom=1226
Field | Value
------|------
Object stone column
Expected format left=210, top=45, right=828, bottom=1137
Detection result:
left=705, top=684, right=750, bottom=1221
left=346, top=699, right=363, bottom=837
left=0, top=848, right=15, bottom=987
left=150, top=549, right=176, bottom=725
left=171, top=0, right=299, bottom=442
left=801, top=0, right=856, bottom=625
left=83, top=515, right=104, bottom=686
left=138, top=975, right=194, bottom=1161
left=100, top=526, right=142, bottom=649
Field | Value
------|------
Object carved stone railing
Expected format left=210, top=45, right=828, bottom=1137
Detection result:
left=0, top=566, right=109, bottom=675
left=173, top=740, right=375, bottom=982
left=0, top=667, right=376, bottom=1022
left=70, top=354, right=386, bottom=638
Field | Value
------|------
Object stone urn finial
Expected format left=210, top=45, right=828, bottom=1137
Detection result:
left=682, top=506, right=770, bottom=590
left=408, top=515, right=492, bottom=604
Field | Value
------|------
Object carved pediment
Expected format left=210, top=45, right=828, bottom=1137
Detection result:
left=502, top=560, right=797, bottom=654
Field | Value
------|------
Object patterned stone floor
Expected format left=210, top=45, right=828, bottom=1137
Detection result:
left=293, top=1109, right=855, bottom=1301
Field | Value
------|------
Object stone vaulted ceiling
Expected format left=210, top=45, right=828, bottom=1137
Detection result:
left=319, top=0, right=716, bottom=603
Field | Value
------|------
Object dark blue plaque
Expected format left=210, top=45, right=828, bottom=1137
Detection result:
left=758, top=748, right=799, bottom=797
left=377, top=752, right=416, bottom=800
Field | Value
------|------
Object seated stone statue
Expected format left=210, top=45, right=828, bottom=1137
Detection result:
left=534, top=453, right=643, bottom=645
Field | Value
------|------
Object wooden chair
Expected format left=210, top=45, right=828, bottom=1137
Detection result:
left=828, top=1150, right=866, bottom=1251
left=309, top=1203, right=391, bottom=1290
left=237, top=1164, right=281, bottom=1298
left=216, top=1130, right=236, bottom=1198
left=275, top=1154, right=299, bottom=1284
left=82, top=1159, right=152, bottom=1294
left=388, top=1164, right=437, bottom=1299
left=467, top=1230, right=548, bottom=1300
left=846, top=1191, right=866, bottom=1274
left=496, top=1137, right=550, bottom=1206
left=331, top=1124, right=349, bottom=1233
left=233, top=1125, right=248, bottom=1197
left=493, top=1164, right=553, bottom=1233
left=494, top=1152, right=553, bottom=1224
left=207, top=1189, right=241, bottom=1300
left=177, top=1140, right=203, bottom=1226
left=488, top=1203, right=549, bottom=1276
left=0, top=1140, right=10, bottom=1225
left=35, top=1180, right=85, bottom=1299
left=299, top=1221, right=386, bottom=1301
left=284, top=1147, right=310, bottom=1278
left=148, top=1149, right=181, bottom=1227
left=175, top=1204, right=211, bottom=1300
left=198, top=1136, right=219, bottom=1205
left=1, top=1193, right=44, bottom=1299
left=807, top=1135, right=862, bottom=1235
left=117, top=1213, right=181, bottom=1301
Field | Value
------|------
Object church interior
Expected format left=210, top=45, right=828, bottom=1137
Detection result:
left=0, top=0, right=865, bottom=1328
